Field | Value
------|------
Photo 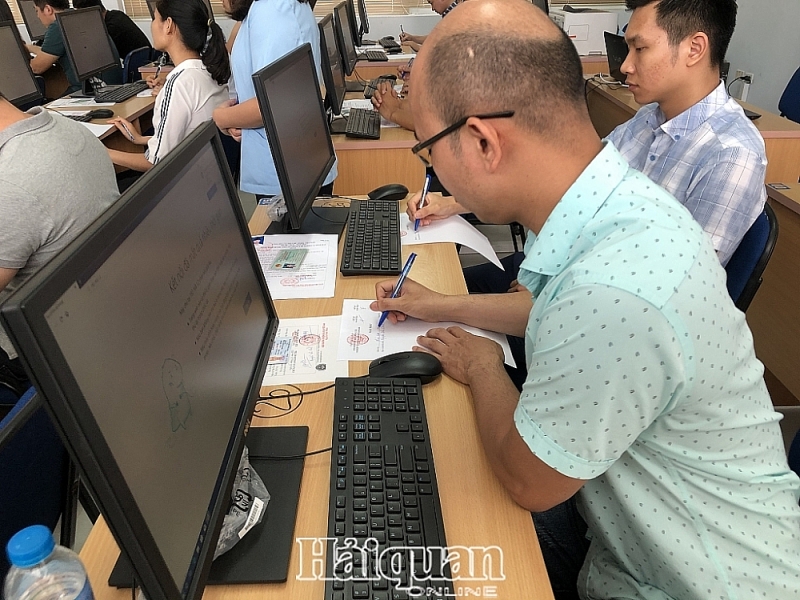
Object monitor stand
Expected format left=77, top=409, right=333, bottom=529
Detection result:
left=345, top=80, right=364, bottom=93
left=329, top=116, right=348, bottom=135
left=108, top=426, right=309, bottom=587
left=265, top=205, right=348, bottom=238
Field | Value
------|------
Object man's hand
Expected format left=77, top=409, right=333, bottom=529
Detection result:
left=508, top=279, right=528, bottom=293
left=370, top=278, right=446, bottom=325
left=399, top=32, right=424, bottom=45
left=406, top=191, right=467, bottom=226
left=415, top=326, right=505, bottom=385
left=397, top=64, right=412, bottom=81
left=370, top=81, right=402, bottom=121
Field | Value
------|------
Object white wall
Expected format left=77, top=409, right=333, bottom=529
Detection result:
left=725, top=0, right=799, bottom=112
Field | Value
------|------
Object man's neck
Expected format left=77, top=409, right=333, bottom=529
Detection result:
left=659, top=70, right=721, bottom=121
left=0, top=101, right=30, bottom=134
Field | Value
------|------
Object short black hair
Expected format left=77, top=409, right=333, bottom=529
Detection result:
left=423, top=27, right=586, bottom=146
left=33, top=0, right=70, bottom=10
left=626, top=0, right=736, bottom=67
left=72, top=0, right=105, bottom=9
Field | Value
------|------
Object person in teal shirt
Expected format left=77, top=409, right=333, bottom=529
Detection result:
left=370, top=1, right=800, bottom=598
left=27, top=0, right=121, bottom=95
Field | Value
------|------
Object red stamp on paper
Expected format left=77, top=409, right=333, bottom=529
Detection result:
left=347, top=333, right=369, bottom=346
left=299, top=334, right=321, bottom=346
left=281, top=277, right=300, bottom=286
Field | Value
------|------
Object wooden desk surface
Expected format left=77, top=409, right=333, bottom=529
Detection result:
left=79, top=200, right=554, bottom=600
left=585, top=77, right=800, bottom=183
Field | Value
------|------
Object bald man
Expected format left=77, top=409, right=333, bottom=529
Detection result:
left=370, top=1, right=800, bottom=599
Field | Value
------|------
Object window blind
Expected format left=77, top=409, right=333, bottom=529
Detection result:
left=123, top=0, right=432, bottom=19
left=7, top=0, right=23, bottom=24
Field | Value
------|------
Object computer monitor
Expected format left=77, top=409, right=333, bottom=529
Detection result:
left=333, top=1, right=357, bottom=76
left=0, top=20, right=42, bottom=107
left=531, top=0, right=548, bottom=15
left=604, top=31, right=628, bottom=84
left=16, top=0, right=46, bottom=43
left=56, top=7, right=119, bottom=83
left=344, top=0, right=360, bottom=47
left=0, top=122, right=296, bottom=600
left=318, top=14, right=346, bottom=116
left=356, top=0, right=369, bottom=36
left=252, top=43, right=344, bottom=237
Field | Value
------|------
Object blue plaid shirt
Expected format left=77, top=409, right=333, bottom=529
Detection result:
left=606, top=82, right=767, bottom=265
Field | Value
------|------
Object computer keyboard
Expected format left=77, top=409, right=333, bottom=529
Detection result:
left=94, top=80, right=150, bottom=103
left=325, top=377, right=453, bottom=600
left=363, top=77, right=393, bottom=100
left=341, top=200, right=401, bottom=276
left=379, top=38, right=402, bottom=53
left=363, top=50, right=388, bottom=62
left=345, top=108, right=381, bottom=140
left=65, top=113, right=93, bottom=122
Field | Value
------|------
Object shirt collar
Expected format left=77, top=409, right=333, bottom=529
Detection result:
left=0, top=107, right=51, bottom=152
left=647, top=81, right=729, bottom=141
left=518, top=142, right=629, bottom=281
left=167, top=58, right=204, bottom=79
left=441, top=0, right=462, bottom=17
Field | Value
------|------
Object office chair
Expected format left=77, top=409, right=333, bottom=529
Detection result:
left=0, top=388, right=78, bottom=581
left=778, top=66, right=800, bottom=125
left=725, top=202, right=778, bottom=312
left=122, top=47, right=152, bottom=84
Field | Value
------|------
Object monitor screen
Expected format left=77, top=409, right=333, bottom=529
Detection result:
left=333, top=1, right=357, bottom=76
left=16, top=0, right=46, bottom=42
left=57, top=7, right=118, bottom=82
left=0, top=21, right=41, bottom=107
left=318, top=14, right=346, bottom=116
left=604, top=31, right=628, bottom=84
left=344, top=0, right=360, bottom=47
left=252, top=43, right=336, bottom=234
left=356, top=0, right=369, bottom=35
left=146, top=0, right=156, bottom=19
left=0, top=122, right=278, bottom=600
left=531, top=0, right=548, bottom=14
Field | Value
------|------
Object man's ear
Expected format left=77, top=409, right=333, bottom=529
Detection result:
left=463, top=117, right=503, bottom=173
left=685, top=31, right=709, bottom=68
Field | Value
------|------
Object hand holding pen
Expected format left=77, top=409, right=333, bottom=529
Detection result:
left=377, top=253, right=417, bottom=327
left=414, top=174, right=432, bottom=231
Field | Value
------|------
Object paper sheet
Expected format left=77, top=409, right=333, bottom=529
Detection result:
left=400, top=214, right=503, bottom=269
left=338, top=299, right=516, bottom=367
left=137, top=89, right=155, bottom=98
left=341, top=99, right=399, bottom=128
left=48, top=98, right=115, bottom=108
left=78, top=122, right=115, bottom=137
left=49, top=110, right=89, bottom=117
left=252, top=234, right=337, bottom=299
left=263, top=316, right=349, bottom=385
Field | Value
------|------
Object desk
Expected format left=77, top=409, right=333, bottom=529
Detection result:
left=585, top=77, right=800, bottom=183
left=746, top=183, right=800, bottom=404
left=79, top=199, right=554, bottom=600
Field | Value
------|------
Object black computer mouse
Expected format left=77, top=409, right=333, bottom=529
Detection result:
left=369, top=351, right=443, bottom=384
left=87, top=109, right=114, bottom=119
left=368, top=183, right=409, bottom=201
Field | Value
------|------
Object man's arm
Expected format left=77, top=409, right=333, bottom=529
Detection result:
left=0, top=268, right=17, bottom=292
left=213, top=98, right=263, bottom=130
left=27, top=46, right=58, bottom=75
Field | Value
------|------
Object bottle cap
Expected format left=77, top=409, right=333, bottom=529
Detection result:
left=6, top=525, right=56, bottom=568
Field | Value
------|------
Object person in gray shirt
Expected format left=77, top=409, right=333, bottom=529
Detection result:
left=0, top=91, right=119, bottom=402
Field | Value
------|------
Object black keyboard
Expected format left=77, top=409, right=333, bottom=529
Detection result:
left=65, top=113, right=93, bottom=122
left=345, top=108, right=381, bottom=140
left=341, top=200, right=401, bottom=276
left=325, top=377, right=453, bottom=600
left=94, top=80, right=149, bottom=103
left=363, top=77, right=393, bottom=100
left=363, top=50, right=388, bottom=62
left=379, top=38, right=402, bottom=52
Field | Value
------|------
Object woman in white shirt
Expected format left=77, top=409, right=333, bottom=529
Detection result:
left=108, top=0, right=229, bottom=172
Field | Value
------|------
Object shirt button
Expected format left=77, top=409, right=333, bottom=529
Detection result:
left=649, top=155, right=656, bottom=161
left=675, top=134, right=681, bottom=140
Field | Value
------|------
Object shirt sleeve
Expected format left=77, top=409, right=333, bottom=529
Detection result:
left=145, top=72, right=195, bottom=165
left=40, top=22, right=65, bottom=58
left=249, top=3, right=305, bottom=71
left=681, top=146, right=767, bottom=265
left=0, top=180, right=46, bottom=270
left=514, top=284, right=686, bottom=480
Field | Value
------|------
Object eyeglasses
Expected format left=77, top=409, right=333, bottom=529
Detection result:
left=410, top=110, right=515, bottom=168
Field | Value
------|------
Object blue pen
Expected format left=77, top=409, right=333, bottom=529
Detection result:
left=377, top=252, right=417, bottom=328
left=414, top=174, right=432, bottom=232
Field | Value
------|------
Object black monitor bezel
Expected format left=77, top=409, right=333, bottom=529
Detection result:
left=57, top=7, right=119, bottom=83
left=604, top=31, right=628, bottom=84
left=251, top=43, right=336, bottom=233
left=332, top=1, right=357, bottom=76
left=146, top=0, right=156, bottom=19
left=0, top=121, right=279, bottom=600
left=16, top=0, right=46, bottom=43
left=356, top=0, right=369, bottom=35
left=0, top=20, right=43, bottom=107
left=344, top=0, right=360, bottom=47
left=318, top=14, right=346, bottom=116
left=531, top=0, right=548, bottom=15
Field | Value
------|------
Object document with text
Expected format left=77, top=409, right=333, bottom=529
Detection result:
left=252, top=234, right=337, bottom=299
left=400, top=214, right=503, bottom=269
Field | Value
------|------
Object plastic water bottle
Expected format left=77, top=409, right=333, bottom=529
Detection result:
left=4, top=525, right=94, bottom=600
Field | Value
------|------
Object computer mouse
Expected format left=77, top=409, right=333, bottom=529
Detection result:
left=381, top=35, right=395, bottom=41
left=369, top=351, right=443, bottom=384
left=368, top=183, right=409, bottom=201
left=379, top=74, right=398, bottom=81
left=87, top=109, right=115, bottom=119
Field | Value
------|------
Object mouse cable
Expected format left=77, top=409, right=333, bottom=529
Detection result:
left=319, top=193, right=364, bottom=203
left=259, top=446, right=333, bottom=461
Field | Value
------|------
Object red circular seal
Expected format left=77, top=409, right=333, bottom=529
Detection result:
left=281, top=277, right=299, bottom=286
left=400, top=230, right=408, bottom=237
left=299, top=334, right=321, bottom=346
left=347, top=333, right=369, bottom=346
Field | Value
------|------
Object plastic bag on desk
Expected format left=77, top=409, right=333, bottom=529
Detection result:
left=213, top=446, right=271, bottom=560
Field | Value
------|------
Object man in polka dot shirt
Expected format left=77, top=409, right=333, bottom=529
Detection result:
left=371, top=1, right=800, bottom=599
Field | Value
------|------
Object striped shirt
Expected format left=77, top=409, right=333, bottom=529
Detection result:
left=145, top=59, right=228, bottom=166
left=606, top=82, right=767, bottom=265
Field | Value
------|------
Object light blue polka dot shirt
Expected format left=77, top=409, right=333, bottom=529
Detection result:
left=514, top=142, right=800, bottom=599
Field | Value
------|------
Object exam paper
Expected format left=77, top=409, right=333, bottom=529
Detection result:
left=48, top=98, right=115, bottom=108
left=78, top=122, right=115, bottom=137
left=338, top=299, right=516, bottom=367
left=252, top=234, right=337, bottom=299
left=400, top=214, right=503, bottom=269
left=263, top=316, right=349, bottom=385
